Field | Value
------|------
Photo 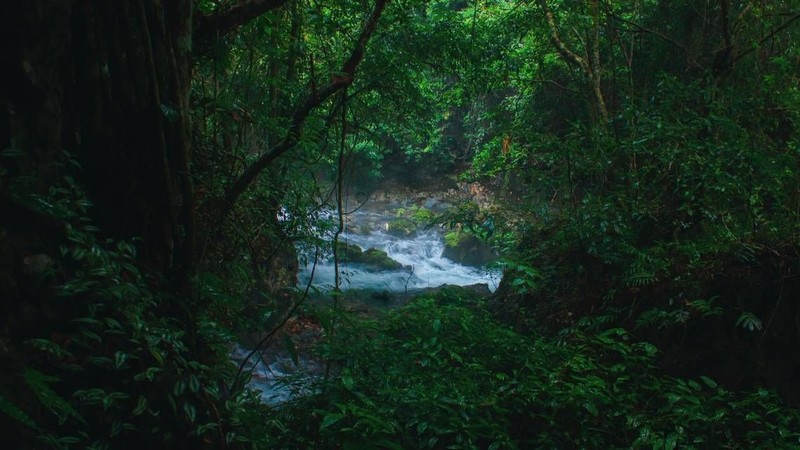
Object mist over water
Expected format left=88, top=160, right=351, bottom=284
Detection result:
left=297, top=210, right=500, bottom=292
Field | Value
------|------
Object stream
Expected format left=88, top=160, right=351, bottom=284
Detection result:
left=297, top=210, right=500, bottom=292
left=236, top=205, right=500, bottom=406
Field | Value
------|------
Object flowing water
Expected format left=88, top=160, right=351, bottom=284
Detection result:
left=230, top=345, right=321, bottom=405
left=237, top=206, right=500, bottom=405
left=298, top=210, right=500, bottom=292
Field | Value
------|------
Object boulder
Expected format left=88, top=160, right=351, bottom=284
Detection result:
left=334, top=242, right=407, bottom=272
left=361, top=248, right=405, bottom=272
left=441, top=233, right=496, bottom=267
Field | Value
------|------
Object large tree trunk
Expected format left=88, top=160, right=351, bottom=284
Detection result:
left=1, top=1, right=196, bottom=286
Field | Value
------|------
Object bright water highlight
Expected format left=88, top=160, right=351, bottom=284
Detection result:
left=298, top=211, right=499, bottom=292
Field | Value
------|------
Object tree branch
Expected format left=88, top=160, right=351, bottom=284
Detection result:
left=218, top=0, right=390, bottom=220
left=537, top=0, right=588, bottom=72
left=194, top=0, right=291, bottom=55
left=731, top=10, right=800, bottom=66
left=605, top=10, right=688, bottom=55
left=539, top=0, right=607, bottom=123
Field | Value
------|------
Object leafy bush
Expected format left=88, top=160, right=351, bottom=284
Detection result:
left=0, top=173, right=251, bottom=449
left=261, top=294, right=800, bottom=449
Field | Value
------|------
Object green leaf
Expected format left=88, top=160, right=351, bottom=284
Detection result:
left=736, top=312, right=763, bottom=332
left=699, top=376, right=717, bottom=389
left=132, top=396, right=148, bottom=416
left=664, top=433, right=678, bottom=450
left=174, top=379, right=186, bottom=397
left=184, top=403, right=197, bottom=423
left=320, top=413, right=344, bottom=430
left=188, top=374, right=201, bottom=394
left=149, top=347, right=165, bottom=366
left=0, top=148, right=25, bottom=158
left=0, top=394, right=38, bottom=429
left=114, top=351, right=128, bottom=369
left=23, top=369, right=86, bottom=425
left=342, top=371, right=355, bottom=391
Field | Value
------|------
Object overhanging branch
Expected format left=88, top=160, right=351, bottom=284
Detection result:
left=218, top=0, right=390, bottom=221
left=194, top=0, right=291, bottom=55
left=731, top=10, right=800, bottom=66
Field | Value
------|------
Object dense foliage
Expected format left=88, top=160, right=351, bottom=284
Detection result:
left=3, top=0, right=800, bottom=448
left=258, top=292, right=800, bottom=449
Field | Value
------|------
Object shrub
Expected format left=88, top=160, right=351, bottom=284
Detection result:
left=262, top=294, right=800, bottom=449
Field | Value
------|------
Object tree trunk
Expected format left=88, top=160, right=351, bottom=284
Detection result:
left=1, top=0, right=196, bottom=286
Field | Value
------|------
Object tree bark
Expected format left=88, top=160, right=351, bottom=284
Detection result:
left=539, top=0, right=608, bottom=124
left=1, top=1, right=196, bottom=283
left=1, top=0, right=305, bottom=286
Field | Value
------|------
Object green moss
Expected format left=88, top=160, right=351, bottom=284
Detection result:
left=386, top=218, right=416, bottom=237
left=334, top=242, right=406, bottom=272
left=335, top=241, right=364, bottom=260
left=387, top=205, right=435, bottom=237
left=361, top=248, right=404, bottom=271
left=410, top=205, right=434, bottom=223
left=444, top=230, right=464, bottom=248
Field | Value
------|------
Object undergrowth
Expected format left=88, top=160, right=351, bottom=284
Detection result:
left=253, top=292, right=800, bottom=449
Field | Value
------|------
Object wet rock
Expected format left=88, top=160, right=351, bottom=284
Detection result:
left=361, top=248, right=405, bottom=272
left=335, top=241, right=365, bottom=261
left=386, top=217, right=417, bottom=237
left=441, top=234, right=496, bottom=267
left=334, top=242, right=408, bottom=272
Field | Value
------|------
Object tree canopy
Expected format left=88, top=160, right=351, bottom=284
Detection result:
left=3, top=0, right=800, bottom=448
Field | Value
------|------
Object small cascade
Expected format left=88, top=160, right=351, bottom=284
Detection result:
left=298, top=210, right=500, bottom=292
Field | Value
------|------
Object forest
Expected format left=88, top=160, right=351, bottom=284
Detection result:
left=3, top=0, right=800, bottom=448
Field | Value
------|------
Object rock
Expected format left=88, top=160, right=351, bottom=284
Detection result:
left=361, top=248, right=405, bottom=272
left=441, top=233, right=496, bottom=267
left=334, top=242, right=407, bottom=272
left=386, top=218, right=416, bottom=237
left=335, top=241, right=364, bottom=261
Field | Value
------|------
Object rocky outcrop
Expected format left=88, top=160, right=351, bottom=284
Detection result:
left=335, top=242, right=409, bottom=272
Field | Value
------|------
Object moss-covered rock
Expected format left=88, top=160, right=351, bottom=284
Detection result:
left=335, top=241, right=365, bottom=261
left=334, top=242, right=407, bottom=272
left=386, top=205, right=435, bottom=237
left=441, top=232, right=496, bottom=267
left=361, top=248, right=405, bottom=272
left=386, top=217, right=417, bottom=237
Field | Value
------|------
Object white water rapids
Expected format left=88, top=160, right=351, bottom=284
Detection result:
left=297, top=210, right=500, bottom=292
left=236, top=207, right=500, bottom=406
